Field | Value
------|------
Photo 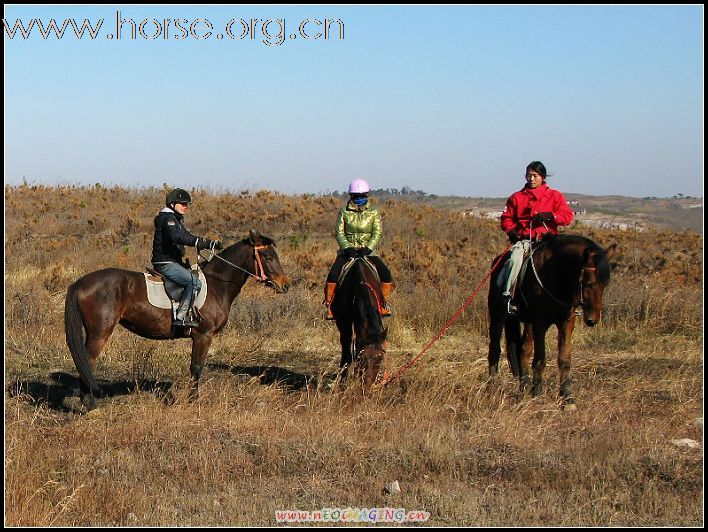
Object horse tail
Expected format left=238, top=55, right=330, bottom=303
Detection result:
left=64, top=282, right=101, bottom=395
left=504, top=316, right=521, bottom=377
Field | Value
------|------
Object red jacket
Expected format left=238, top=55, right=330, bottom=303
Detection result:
left=500, top=183, right=574, bottom=240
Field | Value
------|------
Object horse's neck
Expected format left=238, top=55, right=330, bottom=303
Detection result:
left=536, top=243, right=584, bottom=288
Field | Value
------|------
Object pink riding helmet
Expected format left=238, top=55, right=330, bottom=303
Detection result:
left=348, top=178, right=370, bottom=194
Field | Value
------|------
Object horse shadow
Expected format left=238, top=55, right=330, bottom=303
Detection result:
left=7, top=362, right=339, bottom=413
left=206, top=362, right=327, bottom=391
left=6, top=371, right=175, bottom=413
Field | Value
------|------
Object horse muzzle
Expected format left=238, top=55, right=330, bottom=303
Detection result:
left=583, top=310, right=601, bottom=327
left=265, top=277, right=290, bottom=294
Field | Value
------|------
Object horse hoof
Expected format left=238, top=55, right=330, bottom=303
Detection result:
left=562, top=402, right=577, bottom=412
left=160, top=391, right=176, bottom=406
left=81, top=394, right=97, bottom=411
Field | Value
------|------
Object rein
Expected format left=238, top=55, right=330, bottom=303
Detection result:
left=361, top=282, right=385, bottom=316
left=525, top=236, right=592, bottom=315
left=198, top=244, right=271, bottom=284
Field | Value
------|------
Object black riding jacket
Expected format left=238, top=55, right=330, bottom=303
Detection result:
left=151, top=208, right=202, bottom=265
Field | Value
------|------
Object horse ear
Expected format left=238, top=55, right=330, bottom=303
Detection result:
left=605, top=244, right=618, bottom=270
left=248, top=229, right=260, bottom=245
left=605, top=244, right=618, bottom=261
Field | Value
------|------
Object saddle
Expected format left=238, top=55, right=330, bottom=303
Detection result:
left=144, top=266, right=208, bottom=311
left=336, top=257, right=380, bottom=289
left=334, top=257, right=387, bottom=317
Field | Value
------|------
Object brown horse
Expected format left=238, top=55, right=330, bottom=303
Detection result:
left=64, top=230, right=289, bottom=408
left=330, top=258, right=387, bottom=393
left=488, top=234, right=617, bottom=408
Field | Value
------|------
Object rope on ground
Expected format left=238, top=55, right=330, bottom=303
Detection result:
left=380, top=242, right=512, bottom=387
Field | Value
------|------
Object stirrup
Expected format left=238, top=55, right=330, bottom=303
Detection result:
left=503, top=295, right=517, bottom=316
left=174, top=317, right=199, bottom=328
left=175, top=306, right=200, bottom=328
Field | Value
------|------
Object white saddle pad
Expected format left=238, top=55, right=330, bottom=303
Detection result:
left=144, top=270, right=208, bottom=310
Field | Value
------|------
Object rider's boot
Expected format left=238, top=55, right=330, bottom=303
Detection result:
left=323, top=282, right=337, bottom=320
left=380, top=282, right=393, bottom=318
left=175, top=298, right=199, bottom=328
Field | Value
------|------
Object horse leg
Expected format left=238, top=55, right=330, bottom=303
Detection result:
left=518, top=323, right=534, bottom=395
left=188, top=333, right=214, bottom=402
left=557, top=317, right=577, bottom=410
left=488, top=308, right=504, bottom=378
left=531, top=323, right=549, bottom=397
left=80, top=320, right=118, bottom=409
left=338, top=324, right=353, bottom=384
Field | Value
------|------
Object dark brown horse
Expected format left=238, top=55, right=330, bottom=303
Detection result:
left=64, top=230, right=289, bottom=408
left=488, top=234, right=617, bottom=409
left=330, top=258, right=387, bottom=393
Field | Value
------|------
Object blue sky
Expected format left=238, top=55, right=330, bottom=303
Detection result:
left=4, top=5, right=703, bottom=197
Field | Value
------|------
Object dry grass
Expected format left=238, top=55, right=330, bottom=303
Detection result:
left=4, top=185, right=703, bottom=526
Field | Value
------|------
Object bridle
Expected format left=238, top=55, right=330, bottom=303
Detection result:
left=525, top=242, right=597, bottom=316
left=198, top=243, right=273, bottom=286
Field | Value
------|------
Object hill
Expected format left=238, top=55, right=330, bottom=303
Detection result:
left=358, top=189, right=703, bottom=234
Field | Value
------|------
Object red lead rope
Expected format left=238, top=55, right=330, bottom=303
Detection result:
left=380, top=243, right=513, bottom=387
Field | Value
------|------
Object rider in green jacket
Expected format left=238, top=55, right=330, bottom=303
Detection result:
left=324, top=179, right=393, bottom=319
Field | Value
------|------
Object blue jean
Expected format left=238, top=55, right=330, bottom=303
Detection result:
left=154, top=262, right=202, bottom=307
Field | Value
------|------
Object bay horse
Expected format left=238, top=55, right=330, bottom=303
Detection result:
left=64, top=230, right=289, bottom=409
left=330, top=258, right=388, bottom=393
left=488, top=234, right=617, bottom=409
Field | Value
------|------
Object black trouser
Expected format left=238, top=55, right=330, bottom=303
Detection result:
left=326, top=250, right=392, bottom=283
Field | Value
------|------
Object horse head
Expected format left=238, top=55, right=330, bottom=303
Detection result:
left=213, top=231, right=290, bottom=293
left=247, top=229, right=290, bottom=294
left=579, top=243, right=617, bottom=326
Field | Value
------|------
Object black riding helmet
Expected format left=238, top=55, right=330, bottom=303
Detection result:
left=166, top=188, right=192, bottom=207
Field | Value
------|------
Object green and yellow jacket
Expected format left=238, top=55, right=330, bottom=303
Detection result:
left=335, top=201, right=382, bottom=254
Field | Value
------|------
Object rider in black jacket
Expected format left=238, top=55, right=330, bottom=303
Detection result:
left=151, top=188, right=223, bottom=327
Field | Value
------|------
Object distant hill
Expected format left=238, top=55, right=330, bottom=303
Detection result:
left=354, top=189, right=703, bottom=235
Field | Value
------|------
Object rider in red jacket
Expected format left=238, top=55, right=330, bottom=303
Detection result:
left=500, top=161, right=574, bottom=315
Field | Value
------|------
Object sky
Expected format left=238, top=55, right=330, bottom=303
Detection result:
left=3, top=5, right=704, bottom=198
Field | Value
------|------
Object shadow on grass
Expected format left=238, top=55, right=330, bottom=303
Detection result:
left=6, top=371, right=175, bottom=413
left=206, top=354, right=357, bottom=393
left=206, top=362, right=324, bottom=391
left=6, top=361, right=344, bottom=413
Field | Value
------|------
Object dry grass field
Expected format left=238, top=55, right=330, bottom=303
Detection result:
left=4, top=184, right=703, bottom=526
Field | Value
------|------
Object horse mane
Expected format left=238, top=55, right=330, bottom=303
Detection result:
left=355, top=283, right=388, bottom=345
left=239, top=234, right=276, bottom=247
left=353, top=263, right=387, bottom=346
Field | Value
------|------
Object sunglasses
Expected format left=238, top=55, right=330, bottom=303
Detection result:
left=176, top=201, right=190, bottom=207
